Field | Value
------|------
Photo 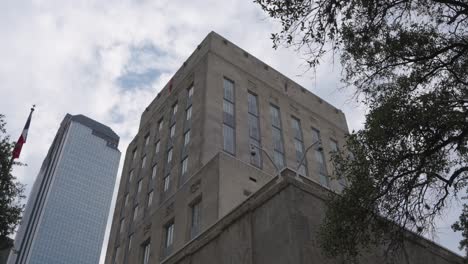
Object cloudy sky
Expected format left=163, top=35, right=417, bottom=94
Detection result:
left=1, top=0, right=463, bottom=262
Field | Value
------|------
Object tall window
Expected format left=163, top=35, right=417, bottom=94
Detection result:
left=170, top=124, right=176, bottom=139
left=133, top=205, right=139, bottom=221
left=119, top=218, right=125, bottom=233
left=188, top=85, right=194, bottom=101
left=181, top=157, right=188, bottom=176
left=128, top=234, right=133, bottom=251
left=165, top=222, right=174, bottom=249
left=114, top=246, right=120, bottom=264
left=141, top=155, right=147, bottom=168
left=330, top=139, right=345, bottom=188
left=183, top=130, right=190, bottom=147
left=137, top=180, right=142, bottom=193
left=142, top=242, right=150, bottom=264
left=167, top=148, right=173, bottom=164
left=144, top=134, right=150, bottom=147
left=190, top=200, right=201, bottom=239
left=147, top=191, right=153, bottom=207
left=248, top=92, right=262, bottom=167
left=312, top=128, right=329, bottom=187
left=186, top=106, right=192, bottom=121
left=124, top=193, right=129, bottom=207
left=223, top=78, right=235, bottom=154
left=270, top=105, right=285, bottom=169
left=172, top=103, right=178, bottom=116
left=163, top=175, right=170, bottom=192
left=132, top=148, right=137, bottom=161
left=155, top=140, right=160, bottom=155
left=129, top=170, right=134, bottom=182
left=158, top=119, right=164, bottom=132
left=151, top=164, right=157, bottom=180
left=292, top=117, right=307, bottom=176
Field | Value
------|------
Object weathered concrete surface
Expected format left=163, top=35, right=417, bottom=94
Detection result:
left=162, top=169, right=464, bottom=264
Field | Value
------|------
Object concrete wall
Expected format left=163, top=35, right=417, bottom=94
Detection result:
left=161, top=169, right=464, bottom=264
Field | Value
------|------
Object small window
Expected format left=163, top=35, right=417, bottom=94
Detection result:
left=133, top=205, right=139, bottom=221
left=155, top=141, right=160, bottom=154
left=147, top=191, right=153, bottom=207
left=181, top=157, right=188, bottom=175
left=141, top=155, right=147, bottom=168
left=170, top=124, right=176, bottom=138
left=142, top=242, right=151, bottom=264
left=137, top=180, right=142, bottom=193
left=167, top=148, right=173, bottom=163
left=151, top=164, right=157, bottom=180
left=165, top=222, right=174, bottom=248
left=183, top=130, right=190, bottom=147
left=144, top=134, right=150, bottom=146
left=163, top=175, right=170, bottom=192
left=186, top=106, right=192, bottom=121
left=172, top=103, right=178, bottom=116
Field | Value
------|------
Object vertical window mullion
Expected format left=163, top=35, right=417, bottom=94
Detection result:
left=223, top=78, right=235, bottom=155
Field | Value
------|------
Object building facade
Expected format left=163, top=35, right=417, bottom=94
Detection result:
left=105, top=32, right=350, bottom=264
left=8, top=114, right=121, bottom=264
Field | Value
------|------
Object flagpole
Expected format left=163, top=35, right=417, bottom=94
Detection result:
left=8, top=105, right=35, bottom=172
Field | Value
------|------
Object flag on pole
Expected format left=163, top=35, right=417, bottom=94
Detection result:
left=12, top=106, right=35, bottom=160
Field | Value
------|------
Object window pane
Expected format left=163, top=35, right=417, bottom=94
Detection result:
left=143, top=243, right=150, bottom=264
left=274, top=150, right=285, bottom=169
left=124, top=194, right=129, bottom=207
left=152, top=165, right=157, bottom=179
left=129, top=170, right=134, bottom=182
left=190, top=201, right=201, bottom=238
left=148, top=191, right=153, bottom=207
left=247, top=93, right=258, bottom=116
left=155, top=141, right=160, bottom=154
left=167, top=148, right=173, bottom=163
left=223, top=78, right=234, bottom=102
left=163, top=175, right=170, bottom=192
left=223, top=100, right=234, bottom=115
left=223, top=124, right=235, bottom=154
left=272, top=127, right=284, bottom=153
left=128, top=234, right=133, bottom=250
left=188, top=86, right=194, bottom=98
left=270, top=105, right=281, bottom=128
left=292, top=117, right=302, bottom=140
left=133, top=205, right=139, bottom=220
left=182, top=157, right=188, bottom=175
left=248, top=114, right=260, bottom=140
left=141, top=156, right=146, bottom=168
left=120, top=219, right=125, bottom=233
left=159, top=120, right=164, bottom=131
left=312, top=128, right=320, bottom=143
left=184, top=130, right=190, bottom=146
left=186, top=106, right=192, bottom=121
left=170, top=124, right=176, bottom=138
left=137, top=180, right=142, bottom=193
left=145, top=134, right=150, bottom=146
left=172, top=103, right=178, bottom=115
left=165, top=223, right=174, bottom=247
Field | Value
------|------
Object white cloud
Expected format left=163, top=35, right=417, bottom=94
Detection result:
left=0, top=0, right=462, bottom=263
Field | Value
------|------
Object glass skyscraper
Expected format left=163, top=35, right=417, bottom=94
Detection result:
left=8, top=114, right=121, bottom=264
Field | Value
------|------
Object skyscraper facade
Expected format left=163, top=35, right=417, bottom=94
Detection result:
left=105, top=32, right=349, bottom=264
left=9, top=114, right=121, bottom=264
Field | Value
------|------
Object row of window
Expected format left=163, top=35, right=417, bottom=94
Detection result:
left=114, top=199, right=202, bottom=264
left=117, top=85, right=195, bottom=252
left=221, top=77, right=341, bottom=187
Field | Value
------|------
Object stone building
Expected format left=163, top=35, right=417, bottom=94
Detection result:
left=104, top=32, right=462, bottom=264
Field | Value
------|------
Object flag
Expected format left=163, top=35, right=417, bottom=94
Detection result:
left=12, top=106, right=35, bottom=160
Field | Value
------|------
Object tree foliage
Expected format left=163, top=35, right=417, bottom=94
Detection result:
left=0, top=114, right=24, bottom=249
left=256, top=0, right=468, bottom=260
